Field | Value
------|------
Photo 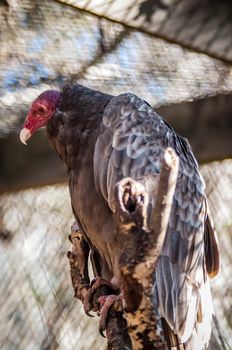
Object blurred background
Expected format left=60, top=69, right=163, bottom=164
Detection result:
left=0, top=0, right=232, bottom=349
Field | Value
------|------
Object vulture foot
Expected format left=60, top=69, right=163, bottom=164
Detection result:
left=98, top=294, right=124, bottom=337
left=83, top=277, right=119, bottom=317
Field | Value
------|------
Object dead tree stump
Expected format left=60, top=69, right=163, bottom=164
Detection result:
left=67, top=224, right=132, bottom=350
left=114, top=147, right=179, bottom=350
left=67, top=147, right=179, bottom=350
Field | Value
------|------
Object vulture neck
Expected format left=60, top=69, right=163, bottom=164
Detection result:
left=46, top=85, right=113, bottom=171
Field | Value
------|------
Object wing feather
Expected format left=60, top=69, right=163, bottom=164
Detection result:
left=204, top=207, right=220, bottom=278
left=93, top=93, right=220, bottom=343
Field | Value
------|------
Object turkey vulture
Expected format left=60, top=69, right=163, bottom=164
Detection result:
left=20, top=84, right=220, bottom=349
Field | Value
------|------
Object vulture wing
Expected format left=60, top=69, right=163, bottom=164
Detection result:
left=93, top=93, right=220, bottom=344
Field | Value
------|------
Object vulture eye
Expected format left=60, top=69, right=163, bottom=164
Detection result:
left=37, top=106, right=47, bottom=114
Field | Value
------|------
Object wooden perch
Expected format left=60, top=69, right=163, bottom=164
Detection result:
left=114, top=147, right=179, bottom=350
left=67, top=223, right=131, bottom=350
left=67, top=147, right=179, bottom=350
left=67, top=222, right=90, bottom=305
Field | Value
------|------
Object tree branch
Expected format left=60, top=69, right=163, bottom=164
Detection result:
left=67, top=147, right=179, bottom=350
left=67, top=223, right=131, bottom=350
left=114, top=147, right=179, bottom=350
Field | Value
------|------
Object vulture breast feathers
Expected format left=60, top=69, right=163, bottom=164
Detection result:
left=93, top=92, right=220, bottom=345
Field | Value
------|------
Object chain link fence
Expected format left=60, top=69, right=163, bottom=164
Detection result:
left=0, top=185, right=107, bottom=350
left=0, top=0, right=232, bottom=349
left=1, top=0, right=232, bottom=136
left=0, top=160, right=231, bottom=349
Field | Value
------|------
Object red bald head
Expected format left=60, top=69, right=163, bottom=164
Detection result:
left=20, top=89, right=61, bottom=145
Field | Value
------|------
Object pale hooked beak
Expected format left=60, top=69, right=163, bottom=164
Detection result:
left=20, top=128, right=31, bottom=145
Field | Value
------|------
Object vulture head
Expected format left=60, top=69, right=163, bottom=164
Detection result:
left=20, top=90, right=60, bottom=145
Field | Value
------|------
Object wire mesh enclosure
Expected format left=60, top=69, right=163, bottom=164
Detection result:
left=0, top=186, right=107, bottom=350
left=0, top=160, right=231, bottom=349
left=0, top=0, right=232, bottom=349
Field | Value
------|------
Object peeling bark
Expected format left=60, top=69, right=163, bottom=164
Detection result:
left=114, top=147, right=179, bottom=350
left=67, top=223, right=131, bottom=349
left=67, top=222, right=90, bottom=304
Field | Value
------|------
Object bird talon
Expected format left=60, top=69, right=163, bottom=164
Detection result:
left=82, top=277, right=118, bottom=317
left=85, top=310, right=95, bottom=318
left=84, top=301, right=95, bottom=317
left=98, top=294, right=124, bottom=337
left=99, top=328, right=107, bottom=338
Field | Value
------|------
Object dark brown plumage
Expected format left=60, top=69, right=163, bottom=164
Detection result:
left=20, top=84, right=220, bottom=349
